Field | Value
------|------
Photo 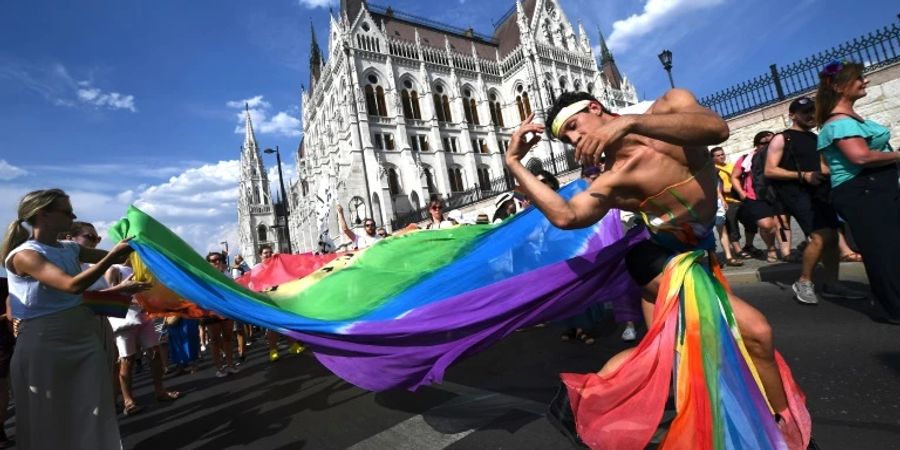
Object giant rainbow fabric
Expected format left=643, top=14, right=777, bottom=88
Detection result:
left=110, top=180, right=643, bottom=391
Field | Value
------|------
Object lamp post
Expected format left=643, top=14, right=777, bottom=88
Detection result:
left=658, top=49, right=674, bottom=89
left=263, top=146, right=293, bottom=254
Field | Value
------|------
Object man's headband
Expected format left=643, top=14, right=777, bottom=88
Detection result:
left=550, top=100, right=592, bottom=138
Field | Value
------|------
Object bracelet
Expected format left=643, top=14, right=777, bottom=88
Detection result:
left=797, top=171, right=804, bottom=182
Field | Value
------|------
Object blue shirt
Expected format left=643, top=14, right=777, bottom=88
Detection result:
left=4, top=240, right=84, bottom=320
left=817, top=117, right=892, bottom=188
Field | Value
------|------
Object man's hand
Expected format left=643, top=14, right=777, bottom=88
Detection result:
left=802, top=171, right=826, bottom=186
left=506, top=112, right=544, bottom=164
left=575, top=115, right=634, bottom=166
left=109, top=238, right=135, bottom=264
left=336, top=204, right=343, bottom=214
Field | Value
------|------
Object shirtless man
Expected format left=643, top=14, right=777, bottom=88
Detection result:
left=506, top=90, right=797, bottom=432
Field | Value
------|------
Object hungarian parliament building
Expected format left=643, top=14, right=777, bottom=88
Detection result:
left=238, top=0, right=638, bottom=262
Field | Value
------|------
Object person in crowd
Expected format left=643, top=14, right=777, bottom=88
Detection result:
left=166, top=313, right=200, bottom=374
left=710, top=148, right=743, bottom=266
left=231, top=254, right=250, bottom=278
left=492, top=192, right=521, bottom=223
left=336, top=205, right=381, bottom=250
left=511, top=90, right=811, bottom=447
left=425, top=199, right=459, bottom=229
left=0, top=279, right=15, bottom=449
left=257, top=245, right=305, bottom=361
left=765, top=97, right=866, bottom=304
left=712, top=146, right=759, bottom=259
left=107, top=259, right=183, bottom=414
left=731, top=131, right=781, bottom=262
left=203, top=252, right=239, bottom=377
left=375, top=227, right=390, bottom=238
left=1, top=188, right=144, bottom=449
left=815, top=60, right=900, bottom=324
left=228, top=255, right=252, bottom=356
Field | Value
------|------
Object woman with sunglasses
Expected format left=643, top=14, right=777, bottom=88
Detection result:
left=1, top=189, right=139, bottom=449
left=816, top=60, right=900, bottom=324
left=425, top=200, right=458, bottom=230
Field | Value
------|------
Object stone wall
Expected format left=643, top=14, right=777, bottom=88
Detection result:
left=719, top=62, right=900, bottom=162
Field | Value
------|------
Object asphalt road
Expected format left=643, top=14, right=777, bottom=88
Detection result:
left=7, top=269, right=898, bottom=449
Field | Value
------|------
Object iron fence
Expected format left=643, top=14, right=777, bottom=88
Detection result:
left=389, top=148, right=581, bottom=229
left=700, top=22, right=900, bottom=119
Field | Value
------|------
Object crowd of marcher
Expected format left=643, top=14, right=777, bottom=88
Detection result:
left=0, top=59, right=896, bottom=449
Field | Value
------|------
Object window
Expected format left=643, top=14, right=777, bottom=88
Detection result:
left=477, top=166, right=491, bottom=189
left=387, top=167, right=402, bottom=196
left=423, top=166, right=437, bottom=198
left=401, top=80, right=422, bottom=120
left=515, top=85, right=531, bottom=121
left=447, top=166, right=465, bottom=193
left=257, top=225, right=267, bottom=242
left=409, top=134, right=428, bottom=151
left=372, top=133, right=395, bottom=150
left=462, top=89, right=479, bottom=125
left=364, top=76, right=388, bottom=117
left=433, top=84, right=452, bottom=122
left=442, top=136, right=458, bottom=153
left=489, top=93, right=504, bottom=127
left=471, top=138, right=487, bottom=154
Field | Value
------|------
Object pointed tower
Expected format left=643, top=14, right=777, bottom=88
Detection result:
left=237, top=104, right=279, bottom=265
left=309, top=23, right=323, bottom=91
left=597, top=28, right=623, bottom=90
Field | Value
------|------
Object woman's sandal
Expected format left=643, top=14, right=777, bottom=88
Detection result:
left=766, top=250, right=779, bottom=263
left=840, top=252, right=863, bottom=263
left=725, top=258, right=744, bottom=267
left=156, top=390, right=183, bottom=402
left=574, top=330, right=595, bottom=345
left=123, top=402, right=144, bottom=416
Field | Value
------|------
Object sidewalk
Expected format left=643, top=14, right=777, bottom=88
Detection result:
left=720, top=256, right=867, bottom=285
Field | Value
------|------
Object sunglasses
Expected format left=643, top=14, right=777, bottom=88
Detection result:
left=430, top=206, right=442, bottom=211
left=208, top=258, right=222, bottom=263
left=80, top=233, right=101, bottom=242
left=364, top=223, right=375, bottom=228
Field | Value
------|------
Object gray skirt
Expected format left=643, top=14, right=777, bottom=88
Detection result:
left=12, top=306, right=121, bottom=450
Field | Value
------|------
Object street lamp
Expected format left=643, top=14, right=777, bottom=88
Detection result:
left=263, top=146, right=293, bottom=254
left=658, top=49, right=674, bottom=89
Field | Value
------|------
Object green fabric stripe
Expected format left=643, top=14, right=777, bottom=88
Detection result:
left=691, top=264, right=725, bottom=449
left=273, top=225, right=492, bottom=320
left=669, top=189, right=702, bottom=221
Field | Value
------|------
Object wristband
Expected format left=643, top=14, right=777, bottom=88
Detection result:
left=798, top=171, right=804, bottom=183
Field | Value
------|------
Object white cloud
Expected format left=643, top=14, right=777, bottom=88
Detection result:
left=0, top=160, right=27, bottom=181
left=76, top=83, right=137, bottom=112
left=297, top=0, right=336, bottom=9
left=0, top=59, right=136, bottom=113
left=228, top=95, right=301, bottom=137
left=606, top=0, right=724, bottom=52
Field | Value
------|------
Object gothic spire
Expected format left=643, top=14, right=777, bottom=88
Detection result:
left=597, top=27, right=623, bottom=90
left=243, top=103, right=258, bottom=152
left=309, top=22, right=323, bottom=89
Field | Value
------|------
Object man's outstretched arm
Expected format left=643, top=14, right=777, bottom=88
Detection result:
left=506, top=113, right=610, bottom=229
left=629, top=88, right=729, bottom=145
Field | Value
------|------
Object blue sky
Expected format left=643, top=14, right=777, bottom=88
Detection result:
left=1, top=0, right=896, bottom=253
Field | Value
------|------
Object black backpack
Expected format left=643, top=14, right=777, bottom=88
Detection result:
left=747, top=133, right=795, bottom=205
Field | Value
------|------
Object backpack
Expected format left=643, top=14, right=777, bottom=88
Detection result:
left=750, top=146, right=777, bottom=204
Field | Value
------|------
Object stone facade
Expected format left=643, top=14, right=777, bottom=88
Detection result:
left=718, top=62, right=900, bottom=162
left=287, top=0, right=639, bottom=253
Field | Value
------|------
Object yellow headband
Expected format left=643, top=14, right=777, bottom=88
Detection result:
left=551, top=100, right=591, bottom=138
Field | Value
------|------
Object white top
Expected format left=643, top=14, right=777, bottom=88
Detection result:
left=81, top=262, right=109, bottom=291
left=106, top=263, right=145, bottom=330
left=4, top=240, right=83, bottom=320
left=355, top=233, right=382, bottom=250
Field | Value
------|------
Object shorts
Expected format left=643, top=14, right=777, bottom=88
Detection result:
left=114, top=319, right=161, bottom=358
left=738, top=199, right=777, bottom=224
left=776, top=184, right=839, bottom=236
left=625, top=239, right=674, bottom=287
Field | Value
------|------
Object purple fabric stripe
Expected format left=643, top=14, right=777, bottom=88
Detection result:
left=284, top=226, right=647, bottom=391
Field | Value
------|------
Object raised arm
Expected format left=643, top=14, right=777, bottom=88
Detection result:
left=765, top=133, right=825, bottom=186
left=835, top=137, right=900, bottom=168
left=506, top=113, right=611, bottom=229
left=335, top=204, right=357, bottom=243
left=630, top=88, right=730, bottom=146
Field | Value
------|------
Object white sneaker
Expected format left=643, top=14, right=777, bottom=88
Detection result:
left=200, top=344, right=207, bottom=353
left=621, top=325, right=637, bottom=342
left=792, top=280, right=819, bottom=305
left=215, top=367, right=228, bottom=378
left=226, top=365, right=240, bottom=374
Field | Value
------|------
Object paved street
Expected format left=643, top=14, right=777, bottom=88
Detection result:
left=7, top=266, right=897, bottom=449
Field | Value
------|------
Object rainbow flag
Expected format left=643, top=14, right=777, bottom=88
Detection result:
left=109, top=180, right=643, bottom=391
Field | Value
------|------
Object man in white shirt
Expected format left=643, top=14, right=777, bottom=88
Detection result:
left=336, top=205, right=382, bottom=250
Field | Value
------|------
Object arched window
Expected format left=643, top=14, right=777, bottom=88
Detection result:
left=364, top=74, right=388, bottom=117
left=410, top=191, right=421, bottom=210
left=422, top=165, right=437, bottom=198
left=488, top=92, right=504, bottom=127
left=400, top=79, right=421, bottom=119
left=558, top=76, right=568, bottom=93
left=586, top=82, right=595, bottom=95
left=447, top=166, right=465, bottom=193
left=574, top=79, right=582, bottom=92
left=253, top=187, right=261, bottom=204
left=257, top=224, right=267, bottom=242
left=301, top=180, right=309, bottom=196
left=387, top=166, right=402, bottom=197
left=515, top=85, right=532, bottom=122
left=432, top=84, right=452, bottom=122
left=462, top=88, right=479, bottom=125
left=477, top=166, right=491, bottom=190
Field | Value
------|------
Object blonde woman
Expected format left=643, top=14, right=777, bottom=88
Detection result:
left=2, top=189, right=145, bottom=449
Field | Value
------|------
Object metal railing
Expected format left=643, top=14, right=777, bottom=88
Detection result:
left=699, top=22, right=900, bottom=119
left=389, top=148, right=581, bottom=229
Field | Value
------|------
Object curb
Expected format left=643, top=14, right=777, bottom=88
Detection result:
left=724, top=262, right=867, bottom=285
